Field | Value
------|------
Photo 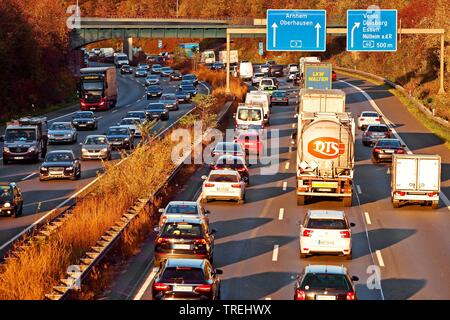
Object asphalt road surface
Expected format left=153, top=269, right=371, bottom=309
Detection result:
left=107, top=72, right=450, bottom=300
left=0, top=63, right=211, bottom=256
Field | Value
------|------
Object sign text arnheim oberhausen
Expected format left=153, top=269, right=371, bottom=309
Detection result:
left=280, top=13, right=313, bottom=26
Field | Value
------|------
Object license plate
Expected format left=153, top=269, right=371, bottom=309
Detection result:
left=14, top=157, right=24, bottom=160
left=90, top=108, right=96, bottom=110
left=218, top=187, right=230, bottom=192
left=318, top=240, right=334, bottom=246
left=51, top=172, right=64, bottom=175
left=312, top=182, right=338, bottom=188
left=384, top=150, right=394, bottom=153
left=173, top=285, right=193, bottom=292
left=79, top=124, right=86, bottom=127
left=172, top=244, right=191, bottom=250
left=316, top=295, right=336, bottom=300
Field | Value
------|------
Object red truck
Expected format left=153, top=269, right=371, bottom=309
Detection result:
left=78, top=67, right=118, bottom=111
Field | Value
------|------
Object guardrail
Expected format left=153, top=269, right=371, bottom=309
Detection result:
left=44, top=99, right=234, bottom=300
left=335, top=66, right=450, bottom=129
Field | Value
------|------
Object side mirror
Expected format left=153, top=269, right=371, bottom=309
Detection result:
left=201, top=175, right=208, bottom=180
left=158, top=208, right=165, bottom=213
left=351, top=276, right=359, bottom=282
left=215, top=269, right=223, bottom=275
left=350, top=222, right=356, bottom=227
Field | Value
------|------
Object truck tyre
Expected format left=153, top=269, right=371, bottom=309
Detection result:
left=297, top=195, right=306, bottom=206
left=431, top=201, right=439, bottom=209
left=343, top=197, right=352, bottom=207
left=392, top=200, right=400, bottom=208
left=3, top=158, right=9, bottom=165
left=345, top=251, right=353, bottom=260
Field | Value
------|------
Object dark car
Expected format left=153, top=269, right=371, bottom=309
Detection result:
left=294, top=73, right=301, bottom=86
left=71, top=111, right=98, bottom=130
left=0, top=182, right=23, bottom=218
left=145, top=75, right=160, bottom=86
left=271, top=90, right=289, bottom=105
left=159, top=93, right=179, bottom=111
left=362, top=124, right=392, bottom=146
left=160, top=67, right=174, bottom=77
left=105, top=126, right=134, bottom=150
left=154, top=217, right=216, bottom=266
left=211, top=62, right=225, bottom=71
left=179, top=84, right=198, bottom=97
left=212, top=155, right=250, bottom=184
left=147, top=55, right=163, bottom=64
left=294, top=265, right=359, bottom=300
left=372, top=139, right=406, bottom=163
left=175, top=89, right=192, bottom=103
left=152, top=258, right=222, bottom=300
left=182, top=74, right=198, bottom=86
left=39, top=150, right=81, bottom=181
left=134, top=67, right=148, bottom=78
left=151, top=64, right=163, bottom=74
left=120, top=64, right=133, bottom=75
left=145, top=103, right=169, bottom=121
left=126, top=111, right=148, bottom=124
left=146, top=85, right=163, bottom=99
left=268, top=64, right=284, bottom=77
left=170, top=71, right=183, bottom=81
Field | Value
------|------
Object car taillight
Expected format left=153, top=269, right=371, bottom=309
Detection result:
left=194, top=238, right=207, bottom=245
left=395, top=149, right=406, bottom=154
left=340, top=231, right=351, bottom=238
left=237, top=167, right=247, bottom=172
left=156, top=237, right=169, bottom=244
left=373, top=148, right=382, bottom=153
left=204, top=183, right=215, bottom=187
left=375, top=118, right=381, bottom=122
left=231, top=184, right=241, bottom=188
left=153, top=282, right=170, bottom=291
left=295, top=289, right=306, bottom=300
left=428, top=192, right=438, bottom=197
left=161, top=216, right=167, bottom=224
left=346, top=292, right=356, bottom=300
left=302, top=229, right=313, bottom=237
left=395, top=191, right=406, bottom=196
left=195, top=284, right=212, bottom=293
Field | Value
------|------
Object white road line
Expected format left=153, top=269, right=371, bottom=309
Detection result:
left=199, top=82, right=211, bottom=95
left=47, top=111, right=77, bottom=123
left=21, top=172, right=37, bottom=181
left=387, top=167, right=391, bottom=174
left=376, top=250, right=385, bottom=267
left=285, top=161, right=290, bottom=170
left=289, top=146, right=292, bottom=153
left=356, top=185, right=362, bottom=194
left=272, top=245, right=279, bottom=261
left=364, top=212, right=372, bottom=225
left=112, top=110, right=118, bottom=113
left=278, top=208, right=284, bottom=220
left=282, top=181, right=287, bottom=191
left=133, top=266, right=159, bottom=300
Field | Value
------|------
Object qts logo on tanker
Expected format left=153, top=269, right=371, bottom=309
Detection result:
left=308, top=138, right=345, bottom=159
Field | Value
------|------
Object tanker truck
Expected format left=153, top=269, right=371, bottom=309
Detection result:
left=296, top=89, right=355, bottom=206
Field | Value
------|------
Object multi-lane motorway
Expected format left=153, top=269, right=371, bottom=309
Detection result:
left=0, top=63, right=211, bottom=256
left=107, top=71, right=449, bottom=300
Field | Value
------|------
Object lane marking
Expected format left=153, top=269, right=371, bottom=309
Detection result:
left=282, top=181, right=287, bottom=191
left=272, top=245, right=279, bottom=261
left=376, top=250, right=385, bottom=267
left=285, top=161, right=290, bottom=170
left=112, top=110, right=118, bottom=113
left=199, top=82, right=211, bottom=95
left=356, top=185, right=362, bottom=194
left=387, top=167, right=390, bottom=174
left=265, top=297, right=272, bottom=300
left=21, top=172, right=37, bottom=181
left=133, top=266, right=158, bottom=300
left=292, top=123, right=296, bottom=128
left=278, top=208, right=285, bottom=220
left=364, top=212, right=372, bottom=225
left=288, top=146, right=292, bottom=153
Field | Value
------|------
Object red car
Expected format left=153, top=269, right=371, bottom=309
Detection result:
left=235, top=130, right=264, bottom=156
left=332, top=70, right=337, bottom=81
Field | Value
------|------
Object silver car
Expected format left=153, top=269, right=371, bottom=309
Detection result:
left=48, top=122, right=77, bottom=144
left=81, top=135, right=111, bottom=160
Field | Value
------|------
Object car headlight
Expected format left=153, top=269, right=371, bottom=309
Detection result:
left=87, top=120, right=94, bottom=123
left=73, top=121, right=78, bottom=124
left=29, top=146, right=37, bottom=152
left=48, top=134, right=54, bottom=138
left=3, top=202, right=11, bottom=208
left=124, top=138, right=129, bottom=142
left=3, top=147, right=10, bottom=152
left=101, top=148, right=108, bottom=152
left=40, top=167, right=48, bottom=171
left=66, top=166, right=74, bottom=170
left=81, top=148, right=88, bottom=153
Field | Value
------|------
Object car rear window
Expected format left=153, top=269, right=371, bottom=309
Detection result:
left=362, top=112, right=379, bottom=117
left=209, top=174, right=239, bottom=183
left=368, top=125, right=388, bottom=132
left=238, top=109, right=262, bottom=121
left=301, top=274, right=351, bottom=291
left=161, top=267, right=205, bottom=284
left=272, top=91, right=286, bottom=97
left=376, top=140, right=401, bottom=148
left=306, top=218, right=348, bottom=229
left=166, top=205, right=198, bottom=215
left=161, top=223, right=203, bottom=238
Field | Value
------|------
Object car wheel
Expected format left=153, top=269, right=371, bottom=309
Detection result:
left=3, top=158, right=9, bottom=165
left=343, top=196, right=352, bottom=207
left=12, top=209, right=18, bottom=218
left=297, top=195, right=306, bottom=206
left=345, top=251, right=353, bottom=260
left=392, top=200, right=400, bottom=208
left=431, top=201, right=439, bottom=209
left=300, top=251, right=308, bottom=259
left=371, top=156, right=378, bottom=164
left=18, top=204, right=23, bottom=216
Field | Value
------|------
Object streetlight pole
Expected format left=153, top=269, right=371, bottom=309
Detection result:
left=176, top=0, right=179, bottom=18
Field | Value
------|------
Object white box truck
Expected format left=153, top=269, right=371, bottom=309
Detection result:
left=239, top=61, right=253, bottom=81
left=296, top=89, right=354, bottom=206
left=201, top=50, right=216, bottom=64
left=391, top=154, right=441, bottom=209
left=219, top=50, right=238, bottom=64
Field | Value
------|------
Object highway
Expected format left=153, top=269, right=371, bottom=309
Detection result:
left=0, top=63, right=211, bottom=256
left=106, top=72, right=450, bottom=300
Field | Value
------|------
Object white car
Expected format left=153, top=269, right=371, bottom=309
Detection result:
left=259, top=64, right=270, bottom=74
left=251, top=72, right=265, bottom=86
left=288, top=71, right=299, bottom=82
left=201, top=170, right=246, bottom=204
left=117, top=117, right=142, bottom=137
left=258, top=78, right=276, bottom=90
left=288, top=63, right=299, bottom=73
left=357, top=111, right=382, bottom=130
left=158, top=201, right=210, bottom=228
left=299, top=210, right=355, bottom=260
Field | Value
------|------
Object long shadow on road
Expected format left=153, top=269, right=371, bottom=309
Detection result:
left=211, top=217, right=273, bottom=240
left=378, top=278, right=426, bottom=300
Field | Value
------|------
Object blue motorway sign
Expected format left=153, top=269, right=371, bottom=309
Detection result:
left=266, top=9, right=326, bottom=51
left=259, top=42, right=264, bottom=56
left=347, top=9, right=397, bottom=51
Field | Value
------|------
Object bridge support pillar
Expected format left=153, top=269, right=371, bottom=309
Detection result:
left=123, top=37, right=133, bottom=62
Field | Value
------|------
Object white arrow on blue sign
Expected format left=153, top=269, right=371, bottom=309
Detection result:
left=266, top=9, right=326, bottom=52
left=347, top=9, right=397, bottom=52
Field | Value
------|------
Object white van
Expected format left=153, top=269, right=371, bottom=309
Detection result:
left=245, top=91, right=271, bottom=125
left=239, top=61, right=253, bottom=81
left=234, top=104, right=265, bottom=128
left=114, top=53, right=129, bottom=67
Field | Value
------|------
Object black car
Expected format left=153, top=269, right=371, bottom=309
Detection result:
left=71, top=111, right=97, bottom=130
left=120, top=64, right=133, bottom=75
left=175, top=89, right=191, bottom=103
left=105, top=126, right=134, bottom=150
left=372, top=139, right=407, bottom=163
left=126, top=111, right=148, bottom=124
left=170, top=71, right=183, bottom=81
left=271, top=90, right=289, bottom=105
left=145, top=103, right=169, bottom=121
left=180, top=84, right=197, bottom=96
left=294, top=265, right=359, bottom=300
left=151, top=64, right=163, bottom=74
left=154, top=217, right=216, bottom=266
left=211, top=62, right=225, bottom=71
left=182, top=74, right=198, bottom=86
left=152, top=258, right=222, bottom=300
left=39, top=150, right=81, bottom=181
left=268, top=64, right=284, bottom=77
left=146, top=85, right=163, bottom=99
left=0, top=182, right=23, bottom=218
left=159, top=93, right=179, bottom=111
